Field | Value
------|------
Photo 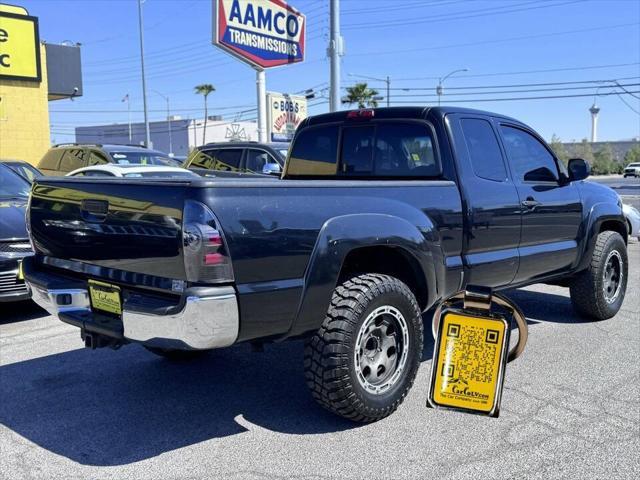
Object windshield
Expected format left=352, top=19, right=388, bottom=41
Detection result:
left=110, top=151, right=174, bottom=166
left=628, top=163, right=640, bottom=168
left=123, top=171, right=199, bottom=178
left=278, top=149, right=289, bottom=161
left=0, top=165, right=30, bottom=198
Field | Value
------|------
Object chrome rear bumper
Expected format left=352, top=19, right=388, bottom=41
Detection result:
left=29, top=282, right=239, bottom=350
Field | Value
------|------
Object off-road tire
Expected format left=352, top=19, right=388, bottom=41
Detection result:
left=304, top=274, right=423, bottom=422
left=143, top=346, right=210, bottom=360
left=569, top=231, right=628, bottom=320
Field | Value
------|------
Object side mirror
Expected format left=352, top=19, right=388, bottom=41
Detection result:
left=568, top=158, right=590, bottom=181
left=262, top=163, right=282, bottom=176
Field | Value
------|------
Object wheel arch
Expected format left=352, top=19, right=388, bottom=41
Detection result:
left=286, top=213, right=443, bottom=338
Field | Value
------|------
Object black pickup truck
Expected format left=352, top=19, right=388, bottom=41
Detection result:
left=23, top=107, right=628, bottom=422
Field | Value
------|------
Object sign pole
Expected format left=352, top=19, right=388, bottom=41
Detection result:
left=256, top=69, right=267, bottom=142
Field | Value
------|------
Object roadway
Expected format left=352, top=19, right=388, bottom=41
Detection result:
left=1, top=242, right=638, bottom=479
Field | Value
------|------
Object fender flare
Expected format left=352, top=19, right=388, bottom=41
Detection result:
left=286, top=213, right=444, bottom=338
left=576, top=201, right=627, bottom=272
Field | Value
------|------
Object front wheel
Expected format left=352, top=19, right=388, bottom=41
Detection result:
left=569, top=231, right=628, bottom=320
left=304, top=274, right=423, bottom=422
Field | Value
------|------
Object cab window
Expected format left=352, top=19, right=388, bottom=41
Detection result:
left=500, top=126, right=560, bottom=183
left=246, top=149, right=279, bottom=173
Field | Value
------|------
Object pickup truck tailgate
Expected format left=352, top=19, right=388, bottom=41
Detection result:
left=29, top=179, right=188, bottom=279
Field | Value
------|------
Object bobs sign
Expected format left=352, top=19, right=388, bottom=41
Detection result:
left=213, top=0, right=305, bottom=69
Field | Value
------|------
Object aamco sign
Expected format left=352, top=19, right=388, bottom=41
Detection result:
left=267, top=92, right=307, bottom=141
left=213, top=0, right=305, bottom=69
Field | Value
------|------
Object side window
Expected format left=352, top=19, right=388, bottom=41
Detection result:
left=460, top=118, right=507, bottom=182
left=59, top=149, right=87, bottom=172
left=341, top=126, right=374, bottom=174
left=373, top=123, right=438, bottom=177
left=246, top=149, right=277, bottom=173
left=38, top=149, right=63, bottom=170
left=187, top=149, right=217, bottom=169
left=87, top=151, right=109, bottom=166
left=213, top=149, right=243, bottom=171
left=287, top=125, right=339, bottom=176
left=500, top=126, right=559, bottom=183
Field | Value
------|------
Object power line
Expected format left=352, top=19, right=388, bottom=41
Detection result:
left=343, top=0, right=584, bottom=30
left=387, top=89, right=640, bottom=104
left=348, top=22, right=639, bottom=58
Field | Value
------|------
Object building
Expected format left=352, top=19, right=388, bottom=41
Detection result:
left=75, top=117, right=258, bottom=156
left=0, top=4, right=83, bottom=165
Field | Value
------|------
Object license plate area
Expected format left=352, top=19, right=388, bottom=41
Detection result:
left=88, top=279, right=122, bottom=316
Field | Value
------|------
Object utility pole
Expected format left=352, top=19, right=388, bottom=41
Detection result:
left=137, top=0, right=151, bottom=148
left=329, top=0, right=343, bottom=112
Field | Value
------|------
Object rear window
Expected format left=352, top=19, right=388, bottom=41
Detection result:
left=109, top=151, right=173, bottom=166
left=38, top=149, right=64, bottom=170
left=287, top=125, right=339, bottom=176
left=287, top=121, right=439, bottom=178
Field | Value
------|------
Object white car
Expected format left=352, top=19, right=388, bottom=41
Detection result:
left=623, top=203, right=640, bottom=240
left=624, top=162, right=640, bottom=178
left=67, top=165, right=200, bottom=179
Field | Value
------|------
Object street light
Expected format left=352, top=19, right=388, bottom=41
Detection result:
left=436, top=68, right=469, bottom=106
left=348, top=73, right=391, bottom=107
left=151, top=90, right=172, bottom=156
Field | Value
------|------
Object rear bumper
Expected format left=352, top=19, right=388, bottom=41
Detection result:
left=24, top=259, right=239, bottom=350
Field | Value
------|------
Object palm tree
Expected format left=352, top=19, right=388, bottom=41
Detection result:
left=194, top=84, right=216, bottom=145
left=343, top=82, right=379, bottom=109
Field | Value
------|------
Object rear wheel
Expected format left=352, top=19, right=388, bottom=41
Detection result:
left=304, top=274, right=423, bottom=422
left=569, top=231, right=628, bottom=320
left=143, top=346, right=210, bottom=360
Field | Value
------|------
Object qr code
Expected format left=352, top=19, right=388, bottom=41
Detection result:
left=444, top=323, right=500, bottom=384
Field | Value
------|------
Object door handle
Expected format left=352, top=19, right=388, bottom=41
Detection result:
left=521, top=198, right=541, bottom=209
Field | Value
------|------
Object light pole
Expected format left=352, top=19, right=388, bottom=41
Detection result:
left=348, top=73, right=391, bottom=107
left=137, top=0, right=151, bottom=148
left=152, top=90, right=172, bottom=155
left=436, top=68, right=469, bottom=106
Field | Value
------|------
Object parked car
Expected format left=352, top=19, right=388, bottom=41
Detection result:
left=37, top=144, right=177, bottom=176
left=67, top=165, right=201, bottom=179
left=1, top=160, right=43, bottom=183
left=624, top=162, right=640, bottom=177
left=23, top=107, right=628, bottom=422
left=622, top=203, right=640, bottom=240
left=183, top=141, right=288, bottom=176
left=0, top=164, right=33, bottom=302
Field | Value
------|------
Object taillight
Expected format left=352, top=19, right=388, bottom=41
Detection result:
left=182, top=200, right=234, bottom=283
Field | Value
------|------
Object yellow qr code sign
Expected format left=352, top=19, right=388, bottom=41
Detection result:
left=431, top=311, right=508, bottom=414
left=0, top=11, right=41, bottom=81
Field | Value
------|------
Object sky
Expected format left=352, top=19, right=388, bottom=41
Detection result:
left=19, top=0, right=640, bottom=144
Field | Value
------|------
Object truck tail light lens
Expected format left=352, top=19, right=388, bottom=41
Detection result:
left=182, top=200, right=234, bottom=283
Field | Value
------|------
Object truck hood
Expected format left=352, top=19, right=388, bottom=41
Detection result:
left=0, top=197, right=28, bottom=241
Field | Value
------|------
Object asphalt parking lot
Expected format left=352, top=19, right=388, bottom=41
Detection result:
left=1, top=241, right=638, bottom=480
